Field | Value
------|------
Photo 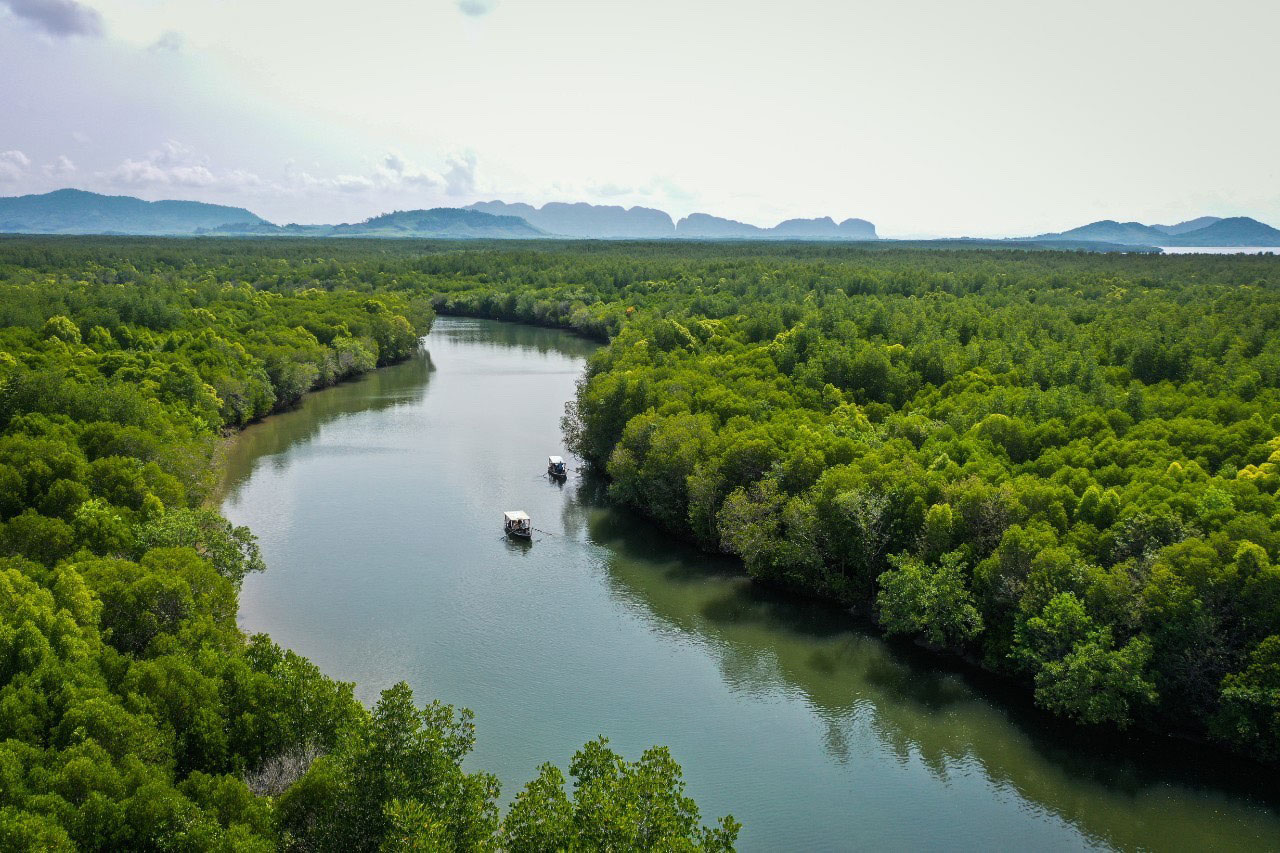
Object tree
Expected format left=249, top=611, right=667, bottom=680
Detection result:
left=277, top=682, right=499, bottom=852
left=73, top=498, right=133, bottom=555
left=135, top=508, right=265, bottom=586
left=0, top=809, right=75, bottom=851
left=1012, top=591, right=1094, bottom=674
left=1214, top=635, right=1280, bottom=760
left=877, top=550, right=984, bottom=649
left=920, top=503, right=954, bottom=562
left=1034, top=632, right=1157, bottom=727
left=0, top=510, right=75, bottom=566
left=502, top=738, right=740, bottom=852
left=718, top=479, right=822, bottom=587
left=41, top=315, right=81, bottom=345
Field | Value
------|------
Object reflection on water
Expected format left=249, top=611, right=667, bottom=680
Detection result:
left=573, top=478, right=1280, bottom=849
left=217, top=351, right=434, bottom=505
left=432, top=317, right=600, bottom=359
left=562, top=476, right=1280, bottom=850
left=222, top=317, right=1280, bottom=852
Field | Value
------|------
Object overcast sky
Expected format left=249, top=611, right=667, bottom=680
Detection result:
left=1, top=0, right=1277, bottom=236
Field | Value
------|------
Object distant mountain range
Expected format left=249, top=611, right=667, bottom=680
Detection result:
left=1, top=189, right=1277, bottom=248
left=673, top=212, right=877, bottom=240
left=0, top=188, right=266, bottom=235
left=467, top=201, right=674, bottom=239
left=0, top=190, right=879, bottom=241
left=205, top=208, right=546, bottom=239
left=0, top=191, right=545, bottom=239
left=1033, top=216, right=1280, bottom=247
left=1152, top=216, right=1222, bottom=235
left=467, top=201, right=878, bottom=240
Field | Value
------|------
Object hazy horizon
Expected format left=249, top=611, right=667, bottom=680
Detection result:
left=5, top=185, right=1275, bottom=242
left=2, top=0, right=1277, bottom=237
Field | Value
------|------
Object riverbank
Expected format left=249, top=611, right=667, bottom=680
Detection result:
left=432, top=302, right=1280, bottom=771
left=207, top=341, right=433, bottom=507
left=0, top=243, right=475, bottom=850
left=224, top=316, right=1280, bottom=850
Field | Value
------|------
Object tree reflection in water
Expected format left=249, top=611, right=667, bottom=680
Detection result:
left=562, top=474, right=1280, bottom=852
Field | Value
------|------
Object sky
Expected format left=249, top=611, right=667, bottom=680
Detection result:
left=0, top=0, right=1277, bottom=237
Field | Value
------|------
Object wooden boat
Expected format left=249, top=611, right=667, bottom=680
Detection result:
left=503, top=510, right=532, bottom=539
left=547, top=455, right=567, bottom=479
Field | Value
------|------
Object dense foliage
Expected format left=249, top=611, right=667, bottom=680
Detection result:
left=430, top=241, right=1280, bottom=758
left=4, top=232, right=1278, bottom=845
left=0, top=238, right=737, bottom=850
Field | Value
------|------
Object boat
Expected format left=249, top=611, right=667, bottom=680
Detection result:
left=547, top=455, right=567, bottom=479
left=503, top=510, right=532, bottom=539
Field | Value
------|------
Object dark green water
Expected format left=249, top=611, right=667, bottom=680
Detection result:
left=221, top=317, right=1280, bottom=851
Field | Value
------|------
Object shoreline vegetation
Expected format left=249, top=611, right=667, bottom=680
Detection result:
left=0, top=239, right=738, bottom=850
left=424, top=242, right=1280, bottom=764
left=4, top=234, right=1280, bottom=846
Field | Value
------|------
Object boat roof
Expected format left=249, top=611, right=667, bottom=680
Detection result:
left=548, top=455, right=564, bottom=464
left=504, top=510, right=530, bottom=521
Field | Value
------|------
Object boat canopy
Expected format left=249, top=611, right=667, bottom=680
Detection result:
left=548, top=456, right=564, bottom=465
left=504, top=511, right=530, bottom=522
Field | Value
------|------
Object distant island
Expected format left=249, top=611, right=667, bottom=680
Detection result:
left=1, top=188, right=1278, bottom=248
left=1032, top=216, right=1280, bottom=247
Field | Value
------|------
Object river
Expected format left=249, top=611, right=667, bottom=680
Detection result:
left=220, top=316, right=1280, bottom=851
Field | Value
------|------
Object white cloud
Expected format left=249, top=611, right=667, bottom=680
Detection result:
left=223, top=168, right=264, bottom=189
left=153, top=140, right=196, bottom=167
left=1, top=0, right=103, bottom=37
left=331, top=174, right=375, bottom=192
left=110, top=158, right=214, bottom=187
left=43, top=154, right=76, bottom=179
left=377, top=151, right=443, bottom=188
left=442, top=152, right=477, bottom=196
left=289, top=155, right=435, bottom=196
left=103, top=141, right=261, bottom=190
left=0, top=150, right=31, bottom=181
left=247, top=150, right=484, bottom=221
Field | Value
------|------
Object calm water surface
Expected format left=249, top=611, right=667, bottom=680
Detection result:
left=221, top=317, right=1280, bottom=851
left=1159, top=246, right=1278, bottom=254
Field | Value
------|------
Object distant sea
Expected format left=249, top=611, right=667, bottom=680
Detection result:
left=1160, top=246, right=1278, bottom=254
